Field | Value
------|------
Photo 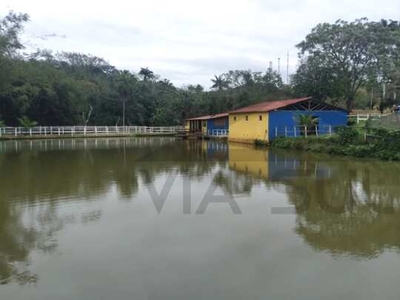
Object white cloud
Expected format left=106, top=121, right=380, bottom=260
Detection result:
left=1, top=0, right=399, bottom=88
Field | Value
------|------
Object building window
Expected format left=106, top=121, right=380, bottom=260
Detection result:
left=259, top=115, right=262, bottom=121
left=245, top=115, right=248, bottom=121
left=203, top=121, right=206, bottom=127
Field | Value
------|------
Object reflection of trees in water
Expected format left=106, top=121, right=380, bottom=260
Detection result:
left=0, top=196, right=104, bottom=285
left=284, top=159, right=400, bottom=258
left=213, top=170, right=255, bottom=196
left=0, top=201, right=37, bottom=285
left=0, top=138, right=230, bottom=285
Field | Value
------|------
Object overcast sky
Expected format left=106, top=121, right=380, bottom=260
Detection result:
left=1, top=0, right=400, bottom=88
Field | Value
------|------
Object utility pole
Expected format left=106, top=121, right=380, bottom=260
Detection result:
left=277, top=57, right=281, bottom=76
left=286, top=51, right=289, bottom=84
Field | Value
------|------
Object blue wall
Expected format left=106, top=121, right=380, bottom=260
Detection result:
left=268, top=110, right=348, bottom=141
left=207, top=117, right=229, bottom=133
left=268, top=151, right=334, bottom=181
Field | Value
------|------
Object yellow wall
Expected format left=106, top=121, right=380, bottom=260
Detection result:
left=228, top=143, right=269, bottom=179
left=228, top=112, right=269, bottom=143
left=185, top=121, right=190, bottom=130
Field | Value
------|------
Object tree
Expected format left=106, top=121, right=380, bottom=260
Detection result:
left=0, top=120, right=5, bottom=127
left=297, top=18, right=400, bottom=111
left=292, top=56, right=343, bottom=101
left=0, top=11, right=29, bottom=92
left=0, top=11, right=29, bottom=57
left=210, top=75, right=230, bottom=90
left=139, top=67, right=155, bottom=81
left=295, top=114, right=319, bottom=135
left=116, top=70, right=136, bottom=126
left=18, top=116, right=37, bottom=128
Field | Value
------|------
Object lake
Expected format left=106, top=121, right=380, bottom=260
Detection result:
left=1, top=137, right=400, bottom=300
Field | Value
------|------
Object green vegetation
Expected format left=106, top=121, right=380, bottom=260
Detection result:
left=0, top=12, right=290, bottom=127
left=293, top=19, right=400, bottom=111
left=1, top=11, right=400, bottom=127
left=271, top=126, right=400, bottom=161
left=18, top=116, right=38, bottom=128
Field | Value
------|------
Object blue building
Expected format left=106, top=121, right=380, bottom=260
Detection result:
left=185, top=113, right=229, bottom=136
left=229, top=97, right=348, bottom=143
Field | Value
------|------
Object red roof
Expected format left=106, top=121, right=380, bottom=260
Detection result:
left=229, top=97, right=312, bottom=113
left=186, top=112, right=229, bottom=121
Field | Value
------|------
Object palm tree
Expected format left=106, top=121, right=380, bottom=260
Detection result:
left=211, top=75, right=229, bottom=90
left=116, top=70, right=136, bottom=127
left=295, top=114, right=319, bottom=136
left=139, top=67, right=155, bottom=81
left=18, top=116, right=38, bottom=128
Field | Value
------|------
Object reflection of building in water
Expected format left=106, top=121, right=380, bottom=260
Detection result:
left=228, top=144, right=334, bottom=181
left=203, top=140, right=228, bottom=160
left=228, top=144, right=269, bottom=179
left=268, top=152, right=333, bottom=181
left=228, top=144, right=400, bottom=258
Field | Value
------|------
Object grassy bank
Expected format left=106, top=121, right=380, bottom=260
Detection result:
left=268, top=127, right=400, bottom=161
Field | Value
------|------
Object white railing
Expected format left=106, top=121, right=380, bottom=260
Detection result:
left=348, top=113, right=390, bottom=124
left=0, top=126, right=183, bottom=137
left=274, top=125, right=334, bottom=138
left=208, top=129, right=229, bottom=137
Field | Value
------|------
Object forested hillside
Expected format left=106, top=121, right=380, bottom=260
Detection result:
left=1, top=12, right=400, bottom=126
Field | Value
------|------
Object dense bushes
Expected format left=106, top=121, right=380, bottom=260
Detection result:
left=270, top=127, right=400, bottom=161
left=336, top=126, right=359, bottom=144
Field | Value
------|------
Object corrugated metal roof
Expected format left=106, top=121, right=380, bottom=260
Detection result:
left=229, top=97, right=313, bottom=114
left=186, top=112, right=229, bottom=121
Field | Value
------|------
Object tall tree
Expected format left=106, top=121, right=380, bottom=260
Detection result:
left=210, top=75, right=230, bottom=90
left=116, top=70, right=136, bottom=127
left=139, top=67, right=155, bottom=81
left=0, top=11, right=29, bottom=57
left=296, top=18, right=400, bottom=110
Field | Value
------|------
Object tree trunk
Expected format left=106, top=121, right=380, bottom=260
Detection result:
left=346, top=95, right=353, bottom=112
left=122, top=99, right=126, bottom=127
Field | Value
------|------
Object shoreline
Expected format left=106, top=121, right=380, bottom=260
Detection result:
left=0, top=133, right=176, bottom=141
left=269, top=135, right=400, bottom=161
